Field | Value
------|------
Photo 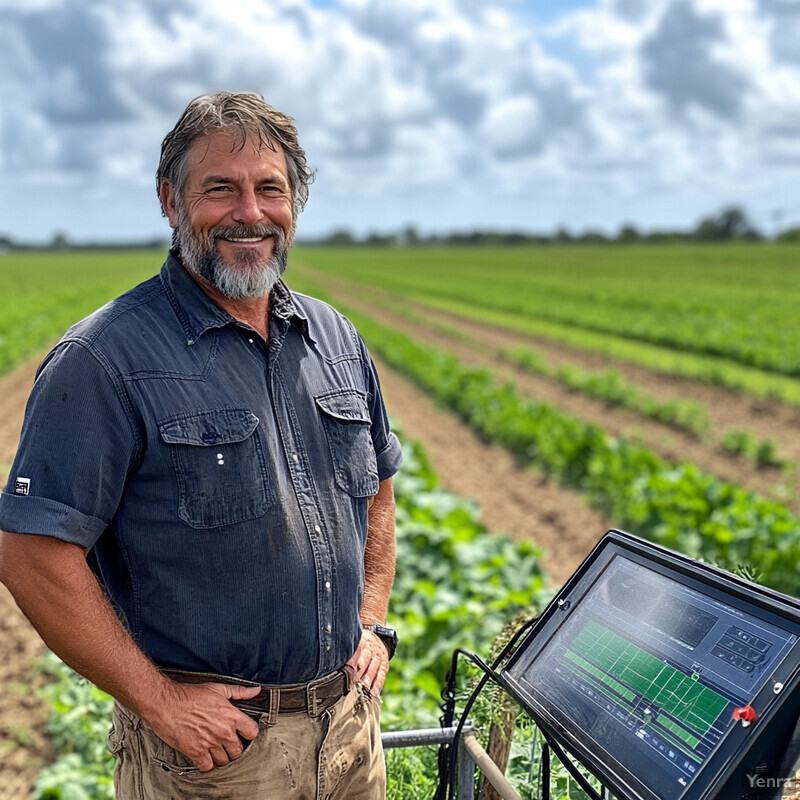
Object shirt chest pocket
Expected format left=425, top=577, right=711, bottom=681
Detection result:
left=315, top=390, right=379, bottom=498
left=158, top=408, right=272, bottom=529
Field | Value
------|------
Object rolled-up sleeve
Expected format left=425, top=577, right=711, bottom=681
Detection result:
left=0, top=341, right=140, bottom=548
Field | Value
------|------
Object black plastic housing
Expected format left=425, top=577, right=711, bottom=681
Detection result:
left=501, top=530, right=800, bottom=800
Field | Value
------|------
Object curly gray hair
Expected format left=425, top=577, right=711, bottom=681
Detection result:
left=157, top=92, right=313, bottom=223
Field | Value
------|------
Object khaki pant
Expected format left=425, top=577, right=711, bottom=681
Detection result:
left=108, top=682, right=385, bottom=799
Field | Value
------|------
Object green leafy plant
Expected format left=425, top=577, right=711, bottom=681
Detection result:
left=34, top=653, right=115, bottom=800
left=720, top=430, right=784, bottom=468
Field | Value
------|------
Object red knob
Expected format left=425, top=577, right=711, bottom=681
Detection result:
left=732, top=705, right=757, bottom=723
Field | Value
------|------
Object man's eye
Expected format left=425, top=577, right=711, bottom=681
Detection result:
left=207, top=186, right=230, bottom=193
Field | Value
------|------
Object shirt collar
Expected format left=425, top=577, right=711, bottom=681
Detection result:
left=160, top=250, right=313, bottom=345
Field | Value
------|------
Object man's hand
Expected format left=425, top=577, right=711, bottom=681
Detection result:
left=347, top=629, right=390, bottom=696
left=150, top=681, right=262, bottom=772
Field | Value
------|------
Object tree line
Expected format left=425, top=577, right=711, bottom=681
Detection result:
left=309, top=207, right=800, bottom=248
left=1, top=206, right=798, bottom=253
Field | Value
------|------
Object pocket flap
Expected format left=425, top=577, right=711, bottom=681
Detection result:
left=158, top=409, right=259, bottom=446
left=315, top=391, right=371, bottom=424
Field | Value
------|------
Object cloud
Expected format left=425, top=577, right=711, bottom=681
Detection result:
left=17, top=6, right=132, bottom=125
left=1, top=0, right=799, bottom=239
left=641, top=2, right=749, bottom=119
left=758, top=0, right=800, bottom=65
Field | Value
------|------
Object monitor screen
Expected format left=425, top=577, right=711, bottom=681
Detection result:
left=503, top=540, right=800, bottom=800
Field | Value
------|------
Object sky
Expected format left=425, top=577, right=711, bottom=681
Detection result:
left=2, top=0, right=800, bottom=243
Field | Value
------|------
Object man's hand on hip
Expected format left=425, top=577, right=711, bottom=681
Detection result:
left=150, top=681, right=261, bottom=772
left=347, top=629, right=389, bottom=696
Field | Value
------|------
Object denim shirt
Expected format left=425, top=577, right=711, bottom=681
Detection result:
left=0, top=252, right=402, bottom=684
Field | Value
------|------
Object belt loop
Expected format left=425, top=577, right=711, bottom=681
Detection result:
left=341, top=663, right=355, bottom=692
left=267, top=688, right=280, bottom=726
left=307, top=683, right=319, bottom=717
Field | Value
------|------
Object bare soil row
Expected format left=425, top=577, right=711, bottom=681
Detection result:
left=0, top=358, right=51, bottom=800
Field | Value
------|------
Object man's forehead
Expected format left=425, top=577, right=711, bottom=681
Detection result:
left=187, top=130, right=286, bottom=170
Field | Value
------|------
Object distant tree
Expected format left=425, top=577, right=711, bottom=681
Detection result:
left=500, top=232, right=528, bottom=246
left=617, top=224, right=641, bottom=243
left=645, top=230, right=685, bottom=244
left=364, top=232, right=396, bottom=247
left=693, top=206, right=762, bottom=241
left=776, top=227, right=800, bottom=243
left=554, top=227, right=573, bottom=244
left=325, top=229, right=357, bottom=246
left=50, top=230, right=70, bottom=250
left=402, top=225, right=421, bottom=246
left=578, top=230, right=610, bottom=244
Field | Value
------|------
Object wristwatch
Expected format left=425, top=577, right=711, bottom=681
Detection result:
left=363, top=623, right=398, bottom=660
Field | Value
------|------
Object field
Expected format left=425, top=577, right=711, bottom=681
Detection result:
left=1, top=243, right=800, bottom=798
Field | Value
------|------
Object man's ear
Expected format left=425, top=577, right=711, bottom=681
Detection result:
left=159, top=182, right=178, bottom=227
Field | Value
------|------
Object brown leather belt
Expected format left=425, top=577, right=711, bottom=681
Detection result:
left=162, top=665, right=353, bottom=718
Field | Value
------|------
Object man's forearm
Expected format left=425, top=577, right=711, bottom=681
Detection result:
left=0, top=531, right=172, bottom=719
left=361, top=477, right=396, bottom=625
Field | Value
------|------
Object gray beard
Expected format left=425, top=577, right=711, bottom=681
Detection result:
left=175, top=211, right=289, bottom=300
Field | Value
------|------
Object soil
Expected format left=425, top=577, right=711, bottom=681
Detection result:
left=374, top=354, right=612, bottom=583
left=0, top=357, right=52, bottom=800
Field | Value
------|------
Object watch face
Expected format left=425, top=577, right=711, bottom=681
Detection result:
left=369, top=625, right=398, bottom=658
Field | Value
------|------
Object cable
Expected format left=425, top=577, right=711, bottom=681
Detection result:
left=433, top=615, right=539, bottom=799
left=432, top=613, right=606, bottom=800
left=540, top=730, right=604, bottom=800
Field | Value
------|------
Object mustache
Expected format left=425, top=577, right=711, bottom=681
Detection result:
left=210, top=223, right=286, bottom=243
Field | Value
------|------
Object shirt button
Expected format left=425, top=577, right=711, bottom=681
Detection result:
left=292, top=454, right=299, bottom=463
left=326, top=645, right=331, bottom=651
left=325, top=581, right=331, bottom=591
left=248, top=338, right=254, bottom=344
left=325, top=624, right=332, bottom=633
left=314, top=524, right=321, bottom=533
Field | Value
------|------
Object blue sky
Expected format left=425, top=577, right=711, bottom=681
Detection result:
left=2, top=0, right=799, bottom=243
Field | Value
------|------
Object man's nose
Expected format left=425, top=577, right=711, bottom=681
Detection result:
left=232, top=188, right=263, bottom=225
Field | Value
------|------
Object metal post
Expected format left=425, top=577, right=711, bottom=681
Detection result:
left=462, top=731, right=524, bottom=800
left=458, top=734, right=476, bottom=798
left=381, top=724, right=474, bottom=749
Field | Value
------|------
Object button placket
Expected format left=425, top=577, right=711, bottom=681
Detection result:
left=270, top=362, right=336, bottom=672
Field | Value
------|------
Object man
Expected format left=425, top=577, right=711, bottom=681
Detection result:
left=0, top=91, right=402, bottom=799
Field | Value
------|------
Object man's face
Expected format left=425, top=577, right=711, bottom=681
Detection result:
left=161, top=130, right=295, bottom=300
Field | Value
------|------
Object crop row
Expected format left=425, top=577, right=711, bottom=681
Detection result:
left=33, top=435, right=549, bottom=800
left=293, top=244, right=800, bottom=377
left=337, top=306, right=800, bottom=597
left=0, top=252, right=159, bottom=377
left=316, top=284, right=713, bottom=440
left=292, top=247, right=800, bottom=405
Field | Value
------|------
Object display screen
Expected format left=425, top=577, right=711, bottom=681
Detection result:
left=505, top=552, right=798, bottom=800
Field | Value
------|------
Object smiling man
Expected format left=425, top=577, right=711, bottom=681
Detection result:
left=0, top=92, right=401, bottom=799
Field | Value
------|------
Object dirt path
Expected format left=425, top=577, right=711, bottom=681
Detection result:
left=0, top=357, right=51, bottom=800
left=306, top=271, right=800, bottom=509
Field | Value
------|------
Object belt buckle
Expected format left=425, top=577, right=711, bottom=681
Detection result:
left=306, top=683, right=320, bottom=717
